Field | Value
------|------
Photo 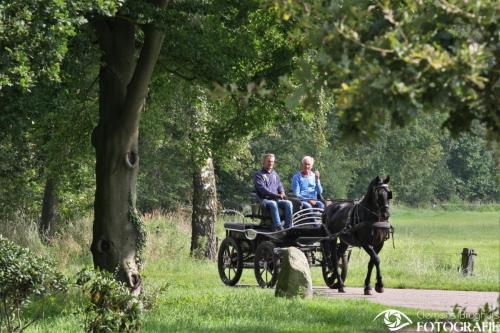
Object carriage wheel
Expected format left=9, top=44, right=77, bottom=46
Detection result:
left=217, top=237, right=243, bottom=286
left=321, top=246, right=349, bottom=289
left=254, top=241, right=280, bottom=288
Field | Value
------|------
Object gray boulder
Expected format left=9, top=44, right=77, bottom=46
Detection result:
left=275, top=247, right=313, bottom=299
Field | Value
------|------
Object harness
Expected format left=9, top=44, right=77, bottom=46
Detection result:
left=342, top=190, right=395, bottom=249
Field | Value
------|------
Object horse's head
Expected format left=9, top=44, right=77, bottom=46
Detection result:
left=368, top=176, right=392, bottom=221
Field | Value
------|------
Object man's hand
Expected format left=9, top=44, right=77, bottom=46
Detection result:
left=277, top=193, right=286, bottom=199
left=315, top=171, right=320, bottom=179
left=309, top=199, right=317, bottom=206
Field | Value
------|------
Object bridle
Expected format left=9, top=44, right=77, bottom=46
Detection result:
left=359, top=184, right=392, bottom=222
left=341, top=181, right=395, bottom=248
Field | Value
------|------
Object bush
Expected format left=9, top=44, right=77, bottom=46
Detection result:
left=452, top=301, right=499, bottom=327
left=0, top=235, right=68, bottom=332
left=76, top=269, right=143, bottom=333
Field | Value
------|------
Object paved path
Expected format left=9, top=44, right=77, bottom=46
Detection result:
left=315, top=287, right=499, bottom=312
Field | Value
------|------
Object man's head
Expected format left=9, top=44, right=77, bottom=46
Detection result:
left=301, top=156, right=314, bottom=173
left=262, top=153, right=275, bottom=172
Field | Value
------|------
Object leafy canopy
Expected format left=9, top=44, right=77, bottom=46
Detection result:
left=272, top=0, right=499, bottom=140
left=0, top=0, right=122, bottom=90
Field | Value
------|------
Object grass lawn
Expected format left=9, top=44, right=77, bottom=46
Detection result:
left=28, top=260, right=428, bottom=333
left=8, top=206, right=499, bottom=332
left=321, top=207, right=500, bottom=291
left=228, top=207, right=499, bottom=291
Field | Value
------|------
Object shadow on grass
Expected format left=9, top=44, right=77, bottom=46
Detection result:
left=142, top=288, right=391, bottom=333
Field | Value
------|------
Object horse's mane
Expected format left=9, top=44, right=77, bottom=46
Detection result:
left=365, top=176, right=383, bottom=201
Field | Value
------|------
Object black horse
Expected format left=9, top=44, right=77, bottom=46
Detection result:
left=322, top=176, right=392, bottom=295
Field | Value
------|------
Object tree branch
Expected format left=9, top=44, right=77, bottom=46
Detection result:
left=437, top=0, right=477, bottom=21
left=93, top=18, right=113, bottom=56
left=123, top=0, right=168, bottom=131
left=334, top=21, right=395, bottom=56
left=164, top=67, right=197, bottom=81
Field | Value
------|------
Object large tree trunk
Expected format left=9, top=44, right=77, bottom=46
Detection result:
left=190, top=156, right=218, bottom=260
left=39, top=176, right=58, bottom=242
left=90, top=3, right=166, bottom=292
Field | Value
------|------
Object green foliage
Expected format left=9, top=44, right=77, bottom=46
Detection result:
left=0, top=133, right=45, bottom=221
left=0, top=235, right=68, bottom=332
left=139, top=75, right=280, bottom=211
left=452, top=301, right=499, bottom=327
left=129, top=201, right=147, bottom=267
left=4, top=208, right=499, bottom=332
left=234, top=108, right=498, bottom=207
left=0, top=0, right=123, bottom=89
left=144, top=0, right=299, bottom=181
left=76, top=269, right=143, bottom=333
left=0, top=27, right=98, bottom=223
left=1, top=0, right=497, bottom=230
left=137, top=79, right=193, bottom=211
left=190, top=236, right=208, bottom=260
left=447, top=132, right=499, bottom=201
left=340, top=207, right=499, bottom=291
left=272, top=0, right=500, bottom=140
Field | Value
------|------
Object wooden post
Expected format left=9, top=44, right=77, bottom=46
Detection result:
left=461, top=248, right=476, bottom=276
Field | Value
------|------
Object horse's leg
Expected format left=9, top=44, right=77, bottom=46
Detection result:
left=331, top=237, right=345, bottom=293
left=364, top=258, right=375, bottom=295
left=361, top=244, right=383, bottom=294
left=323, top=239, right=338, bottom=289
left=373, top=242, right=385, bottom=293
left=334, top=241, right=349, bottom=289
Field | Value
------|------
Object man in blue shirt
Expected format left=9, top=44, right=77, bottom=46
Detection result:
left=253, top=153, right=293, bottom=231
left=292, top=156, right=324, bottom=210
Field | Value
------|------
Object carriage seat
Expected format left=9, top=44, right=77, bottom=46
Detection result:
left=286, top=193, right=326, bottom=226
left=248, top=192, right=285, bottom=227
left=287, top=192, right=328, bottom=209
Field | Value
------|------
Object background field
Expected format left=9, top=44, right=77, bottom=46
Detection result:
left=4, top=206, right=498, bottom=332
left=232, top=206, right=500, bottom=291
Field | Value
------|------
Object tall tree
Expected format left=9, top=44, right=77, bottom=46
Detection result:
left=89, top=1, right=168, bottom=290
left=191, top=155, right=218, bottom=259
left=39, top=176, right=58, bottom=241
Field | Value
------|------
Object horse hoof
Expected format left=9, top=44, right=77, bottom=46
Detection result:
left=375, top=284, right=384, bottom=293
left=338, top=287, right=346, bottom=293
left=364, top=288, right=372, bottom=295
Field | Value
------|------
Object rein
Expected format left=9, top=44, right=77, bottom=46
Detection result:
left=343, top=195, right=395, bottom=249
left=358, top=203, right=383, bottom=221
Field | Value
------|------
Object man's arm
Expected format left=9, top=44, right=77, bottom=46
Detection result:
left=274, top=174, right=286, bottom=199
left=316, top=178, right=323, bottom=195
left=291, top=173, right=307, bottom=200
left=254, top=172, right=279, bottom=199
left=276, top=173, right=285, bottom=195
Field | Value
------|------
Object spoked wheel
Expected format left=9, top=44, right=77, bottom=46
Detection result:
left=254, top=241, right=280, bottom=288
left=217, top=237, right=243, bottom=286
left=321, top=245, right=350, bottom=289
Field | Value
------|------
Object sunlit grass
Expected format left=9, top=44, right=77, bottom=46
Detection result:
left=140, top=260, right=411, bottom=333
left=330, top=207, right=500, bottom=291
left=226, top=207, right=499, bottom=291
left=29, top=258, right=430, bottom=333
left=3, top=206, right=498, bottom=332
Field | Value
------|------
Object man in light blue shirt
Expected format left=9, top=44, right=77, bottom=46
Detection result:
left=292, top=156, right=324, bottom=210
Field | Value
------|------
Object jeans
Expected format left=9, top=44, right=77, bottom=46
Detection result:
left=301, top=200, right=325, bottom=209
left=262, top=199, right=293, bottom=228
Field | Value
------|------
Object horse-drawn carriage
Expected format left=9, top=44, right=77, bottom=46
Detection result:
left=217, top=194, right=350, bottom=288
left=217, top=176, right=393, bottom=295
